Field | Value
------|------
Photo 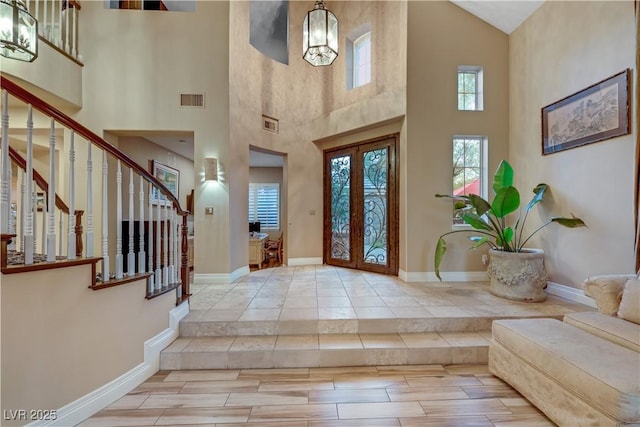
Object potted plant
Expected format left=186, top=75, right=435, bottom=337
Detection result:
left=434, top=160, right=586, bottom=302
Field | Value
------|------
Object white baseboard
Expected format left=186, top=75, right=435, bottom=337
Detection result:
left=546, top=281, right=596, bottom=308
left=194, top=265, right=248, bottom=284
left=36, top=303, right=189, bottom=427
left=194, top=273, right=232, bottom=284
left=231, top=266, right=250, bottom=282
left=287, top=257, right=323, bottom=266
left=399, top=270, right=488, bottom=282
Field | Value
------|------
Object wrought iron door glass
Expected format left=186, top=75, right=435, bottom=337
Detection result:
left=330, top=155, right=351, bottom=260
left=362, top=147, right=388, bottom=265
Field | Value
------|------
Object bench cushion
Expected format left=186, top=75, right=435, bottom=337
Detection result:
left=492, top=319, right=640, bottom=423
left=564, top=311, right=640, bottom=353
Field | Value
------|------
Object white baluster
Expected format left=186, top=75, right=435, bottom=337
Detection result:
left=51, top=0, right=64, bottom=49
left=138, top=175, right=146, bottom=274
left=163, top=199, right=169, bottom=288
left=155, top=186, right=162, bottom=291
left=41, top=187, right=46, bottom=254
left=46, top=118, right=56, bottom=262
left=101, top=150, right=109, bottom=281
left=67, top=131, right=76, bottom=259
left=171, top=208, right=177, bottom=283
left=34, top=0, right=40, bottom=36
left=115, top=160, right=123, bottom=279
left=50, top=0, right=55, bottom=43
left=7, top=161, right=15, bottom=251
left=127, top=168, right=135, bottom=276
left=19, top=169, right=25, bottom=252
left=86, top=145, right=93, bottom=257
left=42, top=0, right=48, bottom=39
left=24, top=106, right=34, bottom=265
left=64, top=0, right=69, bottom=53
left=58, top=209, right=63, bottom=255
left=32, top=184, right=37, bottom=257
left=148, top=182, right=154, bottom=293
left=1, top=90, right=9, bottom=236
left=72, top=6, right=78, bottom=59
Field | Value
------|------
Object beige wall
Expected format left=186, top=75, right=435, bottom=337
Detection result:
left=1, top=265, right=175, bottom=424
left=75, top=1, right=230, bottom=276
left=117, top=135, right=195, bottom=211
left=229, top=1, right=407, bottom=270
left=510, top=1, right=636, bottom=287
left=406, top=1, right=510, bottom=275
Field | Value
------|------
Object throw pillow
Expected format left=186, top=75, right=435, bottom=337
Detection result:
left=618, top=278, right=640, bottom=325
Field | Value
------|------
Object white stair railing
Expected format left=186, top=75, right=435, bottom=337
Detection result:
left=28, top=0, right=82, bottom=62
left=1, top=81, right=189, bottom=302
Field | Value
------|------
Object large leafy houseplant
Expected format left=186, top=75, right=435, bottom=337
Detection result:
left=434, top=160, right=586, bottom=280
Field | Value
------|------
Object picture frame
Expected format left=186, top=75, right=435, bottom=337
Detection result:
left=151, top=161, right=180, bottom=206
left=542, top=69, right=631, bottom=155
left=36, top=192, right=45, bottom=211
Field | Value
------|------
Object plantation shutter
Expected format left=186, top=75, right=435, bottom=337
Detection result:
left=248, top=183, right=280, bottom=229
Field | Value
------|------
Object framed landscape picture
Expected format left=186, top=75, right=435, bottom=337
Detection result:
left=151, top=161, right=179, bottom=205
left=542, top=69, right=631, bottom=155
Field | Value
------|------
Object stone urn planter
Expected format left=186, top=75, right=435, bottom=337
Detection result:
left=487, top=248, right=547, bottom=302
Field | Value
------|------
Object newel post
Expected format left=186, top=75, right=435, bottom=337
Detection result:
left=180, top=213, right=189, bottom=303
left=74, top=210, right=84, bottom=258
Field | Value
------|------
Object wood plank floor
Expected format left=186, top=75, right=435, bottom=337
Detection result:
left=80, top=364, right=555, bottom=426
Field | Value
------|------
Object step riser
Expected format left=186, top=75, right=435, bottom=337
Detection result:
left=179, top=316, right=562, bottom=337
left=160, top=346, right=488, bottom=370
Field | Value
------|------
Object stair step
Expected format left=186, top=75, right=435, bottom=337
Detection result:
left=160, top=332, right=491, bottom=370
left=179, top=315, right=563, bottom=337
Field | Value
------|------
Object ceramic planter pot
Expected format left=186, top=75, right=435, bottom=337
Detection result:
left=487, top=248, right=547, bottom=302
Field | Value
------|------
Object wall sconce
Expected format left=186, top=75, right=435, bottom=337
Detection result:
left=204, top=157, right=218, bottom=181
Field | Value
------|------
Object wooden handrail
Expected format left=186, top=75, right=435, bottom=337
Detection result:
left=0, top=76, right=187, bottom=216
left=9, top=146, right=70, bottom=214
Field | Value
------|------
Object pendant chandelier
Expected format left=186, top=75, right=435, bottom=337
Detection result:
left=302, top=0, right=338, bottom=67
left=0, top=0, right=38, bottom=62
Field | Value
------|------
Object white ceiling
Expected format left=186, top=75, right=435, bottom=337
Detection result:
left=451, top=0, right=545, bottom=34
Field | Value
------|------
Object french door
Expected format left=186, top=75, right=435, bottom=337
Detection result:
left=323, top=134, right=399, bottom=275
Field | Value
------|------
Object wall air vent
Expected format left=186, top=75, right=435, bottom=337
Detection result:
left=180, top=93, right=205, bottom=108
left=262, top=115, right=279, bottom=134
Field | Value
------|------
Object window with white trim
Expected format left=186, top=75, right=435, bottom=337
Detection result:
left=457, top=66, right=484, bottom=111
left=248, top=183, right=280, bottom=230
left=452, top=136, right=488, bottom=225
left=346, top=24, right=371, bottom=90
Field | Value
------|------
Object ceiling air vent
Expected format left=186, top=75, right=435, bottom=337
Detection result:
left=180, top=93, right=205, bottom=108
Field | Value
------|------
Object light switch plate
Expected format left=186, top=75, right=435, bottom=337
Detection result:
left=205, top=207, right=214, bottom=215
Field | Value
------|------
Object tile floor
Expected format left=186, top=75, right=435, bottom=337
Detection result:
left=184, top=265, right=590, bottom=322
left=81, top=364, right=555, bottom=426
left=84, top=265, right=588, bottom=425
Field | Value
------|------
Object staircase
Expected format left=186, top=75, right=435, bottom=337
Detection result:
left=160, top=265, right=578, bottom=370
left=1, top=76, right=190, bottom=300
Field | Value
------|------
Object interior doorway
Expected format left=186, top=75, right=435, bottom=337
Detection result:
left=249, top=146, right=287, bottom=268
left=323, top=134, right=399, bottom=275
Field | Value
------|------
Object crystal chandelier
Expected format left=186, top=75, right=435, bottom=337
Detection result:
left=0, top=0, right=38, bottom=62
left=302, top=0, right=338, bottom=67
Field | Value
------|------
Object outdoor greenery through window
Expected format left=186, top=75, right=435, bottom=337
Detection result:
left=457, top=66, right=484, bottom=111
left=453, top=136, right=487, bottom=225
left=248, top=183, right=280, bottom=230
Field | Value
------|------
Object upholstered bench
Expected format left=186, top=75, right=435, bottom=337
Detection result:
left=490, top=318, right=640, bottom=426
